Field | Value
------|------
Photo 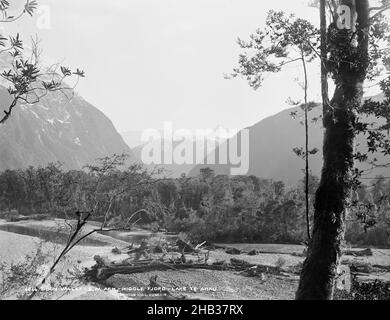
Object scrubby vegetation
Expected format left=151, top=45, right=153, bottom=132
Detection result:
left=0, top=244, right=46, bottom=299
left=0, top=156, right=389, bottom=247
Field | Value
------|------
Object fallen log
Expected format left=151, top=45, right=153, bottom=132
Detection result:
left=343, top=248, right=373, bottom=257
left=230, top=258, right=281, bottom=275
left=87, top=262, right=231, bottom=281
left=225, top=248, right=242, bottom=255
left=342, top=261, right=373, bottom=274
left=372, top=265, right=390, bottom=272
left=341, top=261, right=390, bottom=274
left=85, top=258, right=283, bottom=281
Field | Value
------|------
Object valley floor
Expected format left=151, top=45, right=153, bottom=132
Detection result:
left=0, top=219, right=389, bottom=300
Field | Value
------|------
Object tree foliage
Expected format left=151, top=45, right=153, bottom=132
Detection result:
left=1, top=163, right=388, bottom=247
left=0, top=0, right=84, bottom=124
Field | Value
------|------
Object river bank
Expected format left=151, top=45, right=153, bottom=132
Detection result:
left=1, top=219, right=389, bottom=300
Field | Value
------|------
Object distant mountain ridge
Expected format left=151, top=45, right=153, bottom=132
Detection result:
left=189, top=99, right=390, bottom=185
left=0, top=86, right=132, bottom=171
left=122, top=126, right=234, bottom=177
left=121, top=102, right=390, bottom=185
left=189, top=105, right=323, bottom=185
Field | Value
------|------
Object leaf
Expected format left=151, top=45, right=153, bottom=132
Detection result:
left=25, top=0, right=38, bottom=16
left=73, top=68, right=85, bottom=78
left=309, top=148, right=319, bottom=155
left=293, top=147, right=305, bottom=159
left=60, top=66, right=72, bottom=77
left=0, top=0, right=10, bottom=11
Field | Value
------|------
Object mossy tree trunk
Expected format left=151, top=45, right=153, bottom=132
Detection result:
left=296, top=0, right=370, bottom=300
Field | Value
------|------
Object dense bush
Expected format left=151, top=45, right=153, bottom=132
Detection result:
left=0, top=161, right=388, bottom=246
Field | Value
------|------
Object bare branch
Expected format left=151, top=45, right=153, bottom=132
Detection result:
left=370, top=4, right=390, bottom=21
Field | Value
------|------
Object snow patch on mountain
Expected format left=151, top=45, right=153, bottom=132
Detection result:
left=0, top=85, right=132, bottom=171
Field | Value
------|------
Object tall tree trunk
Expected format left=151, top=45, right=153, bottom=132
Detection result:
left=296, top=0, right=370, bottom=300
left=320, top=0, right=329, bottom=113
left=301, top=48, right=311, bottom=241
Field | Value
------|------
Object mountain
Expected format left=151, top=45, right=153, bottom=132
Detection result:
left=121, top=130, right=144, bottom=149
left=189, top=101, right=390, bottom=186
left=121, top=126, right=234, bottom=150
left=124, top=126, right=234, bottom=177
left=0, top=86, right=132, bottom=171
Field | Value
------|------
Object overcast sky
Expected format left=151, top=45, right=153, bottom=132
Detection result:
left=2, top=0, right=385, bottom=133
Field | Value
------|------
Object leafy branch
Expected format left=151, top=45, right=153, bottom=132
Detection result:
left=25, top=154, right=161, bottom=299
left=0, top=3, right=85, bottom=125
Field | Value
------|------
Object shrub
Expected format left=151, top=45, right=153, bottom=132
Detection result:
left=0, top=245, right=47, bottom=299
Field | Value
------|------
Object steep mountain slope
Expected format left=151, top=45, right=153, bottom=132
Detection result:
left=0, top=86, right=132, bottom=171
left=121, top=130, right=143, bottom=149
left=121, top=130, right=144, bottom=149
left=189, top=102, right=390, bottom=186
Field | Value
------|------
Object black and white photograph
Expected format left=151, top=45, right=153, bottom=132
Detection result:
left=0, top=0, right=390, bottom=304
